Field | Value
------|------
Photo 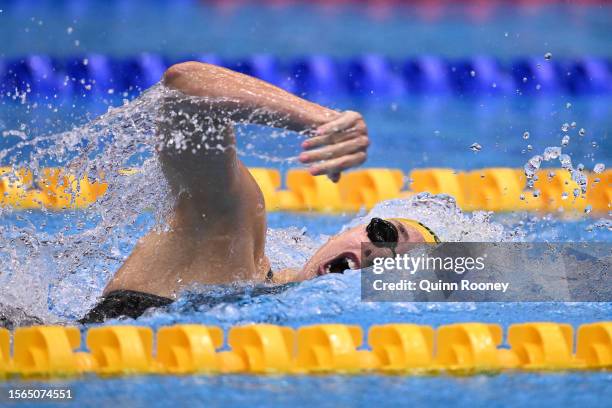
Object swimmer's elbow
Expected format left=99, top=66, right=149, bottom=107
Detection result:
left=162, top=61, right=215, bottom=93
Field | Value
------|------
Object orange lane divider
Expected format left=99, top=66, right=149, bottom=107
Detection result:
left=576, top=322, right=612, bottom=368
left=457, top=169, right=538, bottom=212
left=339, top=168, right=406, bottom=211
left=434, top=323, right=515, bottom=371
left=410, top=168, right=466, bottom=207
left=587, top=170, right=612, bottom=212
left=294, top=324, right=378, bottom=373
left=0, top=167, right=609, bottom=213
left=156, top=325, right=223, bottom=374
left=0, top=328, right=9, bottom=377
left=507, top=322, right=579, bottom=370
left=86, top=326, right=154, bottom=375
left=223, top=324, right=294, bottom=373
left=368, top=324, right=434, bottom=371
left=0, top=167, right=107, bottom=210
left=0, top=321, right=610, bottom=378
left=11, top=326, right=95, bottom=377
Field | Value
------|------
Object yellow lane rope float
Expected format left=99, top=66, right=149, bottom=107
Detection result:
left=0, top=167, right=609, bottom=213
left=0, top=322, right=610, bottom=378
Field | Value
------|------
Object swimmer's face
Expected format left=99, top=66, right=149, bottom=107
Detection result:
left=298, top=218, right=429, bottom=280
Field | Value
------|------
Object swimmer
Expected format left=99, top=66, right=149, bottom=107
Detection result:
left=1, top=61, right=440, bottom=326
left=80, top=62, right=441, bottom=322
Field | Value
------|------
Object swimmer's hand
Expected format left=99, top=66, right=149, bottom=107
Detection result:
left=298, top=111, right=369, bottom=182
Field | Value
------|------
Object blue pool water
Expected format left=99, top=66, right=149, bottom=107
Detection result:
left=1, top=2, right=610, bottom=58
left=1, top=372, right=611, bottom=408
left=0, top=1, right=611, bottom=407
left=1, top=95, right=610, bottom=171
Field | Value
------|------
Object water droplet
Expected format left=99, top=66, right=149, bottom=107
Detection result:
left=577, top=163, right=584, bottom=171
left=469, top=143, right=482, bottom=152
left=561, top=123, right=570, bottom=132
left=593, top=163, right=605, bottom=173
left=527, top=144, right=533, bottom=151
left=561, top=135, right=570, bottom=146
left=561, top=192, right=568, bottom=200
left=519, top=194, right=525, bottom=201
left=559, top=154, right=572, bottom=169
left=67, top=27, right=74, bottom=34
left=544, top=52, right=552, bottom=60
left=570, top=167, right=588, bottom=195
left=584, top=205, right=592, bottom=214
left=543, top=147, right=561, bottom=161
left=524, top=155, right=543, bottom=180
left=522, top=77, right=528, bottom=83
left=522, top=131, right=530, bottom=140
left=573, top=188, right=580, bottom=198
left=578, top=128, right=586, bottom=137
left=532, top=189, right=540, bottom=198
left=565, top=102, right=572, bottom=109
left=470, top=70, right=476, bottom=77
left=570, top=121, right=576, bottom=128
left=548, top=171, right=556, bottom=179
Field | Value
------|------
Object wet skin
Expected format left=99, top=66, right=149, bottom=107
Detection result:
left=103, top=61, right=424, bottom=299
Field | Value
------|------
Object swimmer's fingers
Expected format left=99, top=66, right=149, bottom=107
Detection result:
left=298, top=136, right=369, bottom=164
left=302, top=127, right=362, bottom=150
left=309, top=151, right=367, bottom=177
left=316, top=110, right=361, bottom=134
left=304, top=111, right=366, bottom=149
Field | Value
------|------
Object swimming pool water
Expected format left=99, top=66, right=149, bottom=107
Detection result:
left=1, top=95, right=610, bottom=171
left=1, top=371, right=611, bottom=408
left=1, top=2, right=610, bottom=407
left=0, top=74, right=610, bottom=408
left=1, top=2, right=610, bottom=59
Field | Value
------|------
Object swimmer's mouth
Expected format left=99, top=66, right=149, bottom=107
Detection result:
left=319, top=252, right=360, bottom=275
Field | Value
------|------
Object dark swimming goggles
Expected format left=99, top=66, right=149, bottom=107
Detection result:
left=366, top=217, right=399, bottom=246
left=366, top=217, right=440, bottom=246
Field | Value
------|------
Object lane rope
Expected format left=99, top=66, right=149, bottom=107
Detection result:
left=1, top=54, right=610, bottom=100
left=1, top=321, right=610, bottom=378
left=1, top=167, right=609, bottom=213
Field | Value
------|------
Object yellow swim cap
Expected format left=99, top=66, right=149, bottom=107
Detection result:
left=389, top=218, right=440, bottom=243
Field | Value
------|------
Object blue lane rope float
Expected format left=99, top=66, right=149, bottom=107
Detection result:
left=0, top=54, right=611, bottom=100
left=0, top=322, right=610, bottom=378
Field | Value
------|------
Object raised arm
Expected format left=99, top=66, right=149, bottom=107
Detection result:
left=103, top=62, right=370, bottom=295
left=161, top=61, right=369, bottom=180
